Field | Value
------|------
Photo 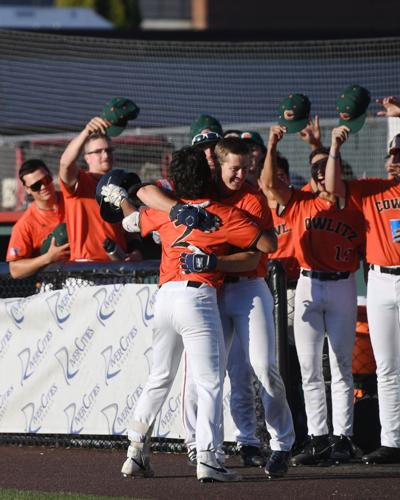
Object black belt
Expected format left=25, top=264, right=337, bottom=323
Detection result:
left=224, top=276, right=240, bottom=284
left=223, top=276, right=255, bottom=284
left=187, top=281, right=202, bottom=288
left=370, top=264, right=400, bottom=276
left=301, top=269, right=350, bottom=281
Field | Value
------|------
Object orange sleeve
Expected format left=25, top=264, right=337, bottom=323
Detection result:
left=140, top=207, right=168, bottom=237
left=7, top=219, right=35, bottom=261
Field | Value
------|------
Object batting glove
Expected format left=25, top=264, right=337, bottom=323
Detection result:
left=180, top=251, right=217, bottom=274
left=101, top=183, right=128, bottom=208
left=169, top=202, right=221, bottom=232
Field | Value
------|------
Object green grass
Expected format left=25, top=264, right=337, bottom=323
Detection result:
left=0, top=490, right=144, bottom=500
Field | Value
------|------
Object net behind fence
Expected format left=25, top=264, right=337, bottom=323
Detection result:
left=1, top=30, right=400, bottom=210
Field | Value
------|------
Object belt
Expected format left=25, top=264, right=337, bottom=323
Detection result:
left=223, top=276, right=255, bottom=284
left=187, top=280, right=202, bottom=288
left=370, top=264, right=400, bottom=276
left=301, top=269, right=350, bottom=281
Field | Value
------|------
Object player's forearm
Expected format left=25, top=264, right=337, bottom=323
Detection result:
left=216, top=251, right=261, bottom=273
left=8, top=254, right=52, bottom=279
left=325, top=148, right=345, bottom=197
left=259, top=145, right=290, bottom=205
left=59, top=129, right=89, bottom=186
left=255, top=230, right=277, bottom=254
left=136, top=184, right=176, bottom=212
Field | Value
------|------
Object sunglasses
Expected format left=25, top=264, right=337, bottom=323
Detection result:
left=85, top=147, right=115, bottom=156
left=192, top=132, right=221, bottom=146
left=26, top=174, right=53, bottom=192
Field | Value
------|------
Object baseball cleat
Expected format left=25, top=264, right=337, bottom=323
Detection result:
left=121, top=444, right=154, bottom=478
left=330, top=435, right=357, bottom=463
left=197, top=452, right=241, bottom=483
left=361, top=446, right=400, bottom=464
left=291, top=435, right=331, bottom=466
left=265, top=450, right=291, bottom=478
left=240, top=445, right=267, bottom=467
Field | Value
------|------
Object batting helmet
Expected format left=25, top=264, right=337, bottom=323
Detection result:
left=96, top=169, right=142, bottom=223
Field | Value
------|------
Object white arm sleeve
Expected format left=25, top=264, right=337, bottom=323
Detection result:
left=122, top=211, right=141, bottom=233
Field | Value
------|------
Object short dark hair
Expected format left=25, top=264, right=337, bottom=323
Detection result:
left=215, top=136, right=251, bottom=164
left=276, top=152, right=290, bottom=177
left=19, top=159, right=51, bottom=184
left=309, top=147, right=329, bottom=164
left=168, top=146, right=211, bottom=199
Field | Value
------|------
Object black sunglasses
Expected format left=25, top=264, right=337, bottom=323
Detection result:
left=26, top=174, right=53, bottom=192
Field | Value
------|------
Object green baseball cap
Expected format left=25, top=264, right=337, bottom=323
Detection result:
left=40, top=223, right=69, bottom=255
left=190, top=114, right=223, bottom=139
left=278, top=93, right=311, bottom=133
left=240, top=131, right=266, bottom=151
left=336, top=85, right=371, bottom=134
left=101, top=97, right=140, bottom=137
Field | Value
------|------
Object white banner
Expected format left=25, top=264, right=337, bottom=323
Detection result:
left=0, top=283, right=236, bottom=441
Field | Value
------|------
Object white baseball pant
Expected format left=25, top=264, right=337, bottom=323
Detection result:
left=219, top=277, right=294, bottom=451
left=294, top=272, right=357, bottom=437
left=226, top=334, right=259, bottom=447
left=128, top=281, right=225, bottom=453
left=367, top=267, right=400, bottom=448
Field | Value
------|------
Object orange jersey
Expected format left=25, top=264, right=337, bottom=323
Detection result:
left=7, top=193, right=65, bottom=261
left=216, top=183, right=273, bottom=278
left=59, top=169, right=127, bottom=261
left=269, top=206, right=300, bottom=281
left=139, top=198, right=262, bottom=287
left=280, top=188, right=365, bottom=272
left=347, top=178, right=400, bottom=266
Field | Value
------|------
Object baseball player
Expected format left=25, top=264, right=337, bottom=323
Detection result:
left=324, top=96, right=400, bottom=464
left=99, top=146, right=276, bottom=482
left=181, top=137, right=295, bottom=478
left=259, top=124, right=366, bottom=466
left=7, top=159, right=70, bottom=278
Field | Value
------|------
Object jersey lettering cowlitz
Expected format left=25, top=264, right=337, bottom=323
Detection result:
left=347, top=178, right=400, bottom=266
left=217, top=183, right=273, bottom=278
left=280, top=188, right=365, bottom=272
left=139, top=198, right=262, bottom=287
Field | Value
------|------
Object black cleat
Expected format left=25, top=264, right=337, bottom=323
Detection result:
left=239, top=445, right=266, bottom=467
left=330, top=435, right=357, bottom=463
left=291, top=435, right=331, bottom=466
left=265, top=450, right=291, bottom=478
left=362, top=446, right=400, bottom=464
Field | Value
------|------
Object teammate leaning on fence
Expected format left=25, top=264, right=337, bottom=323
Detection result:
left=324, top=95, right=400, bottom=465
left=98, top=146, right=277, bottom=483
left=259, top=123, right=366, bottom=466
left=7, top=159, right=70, bottom=279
